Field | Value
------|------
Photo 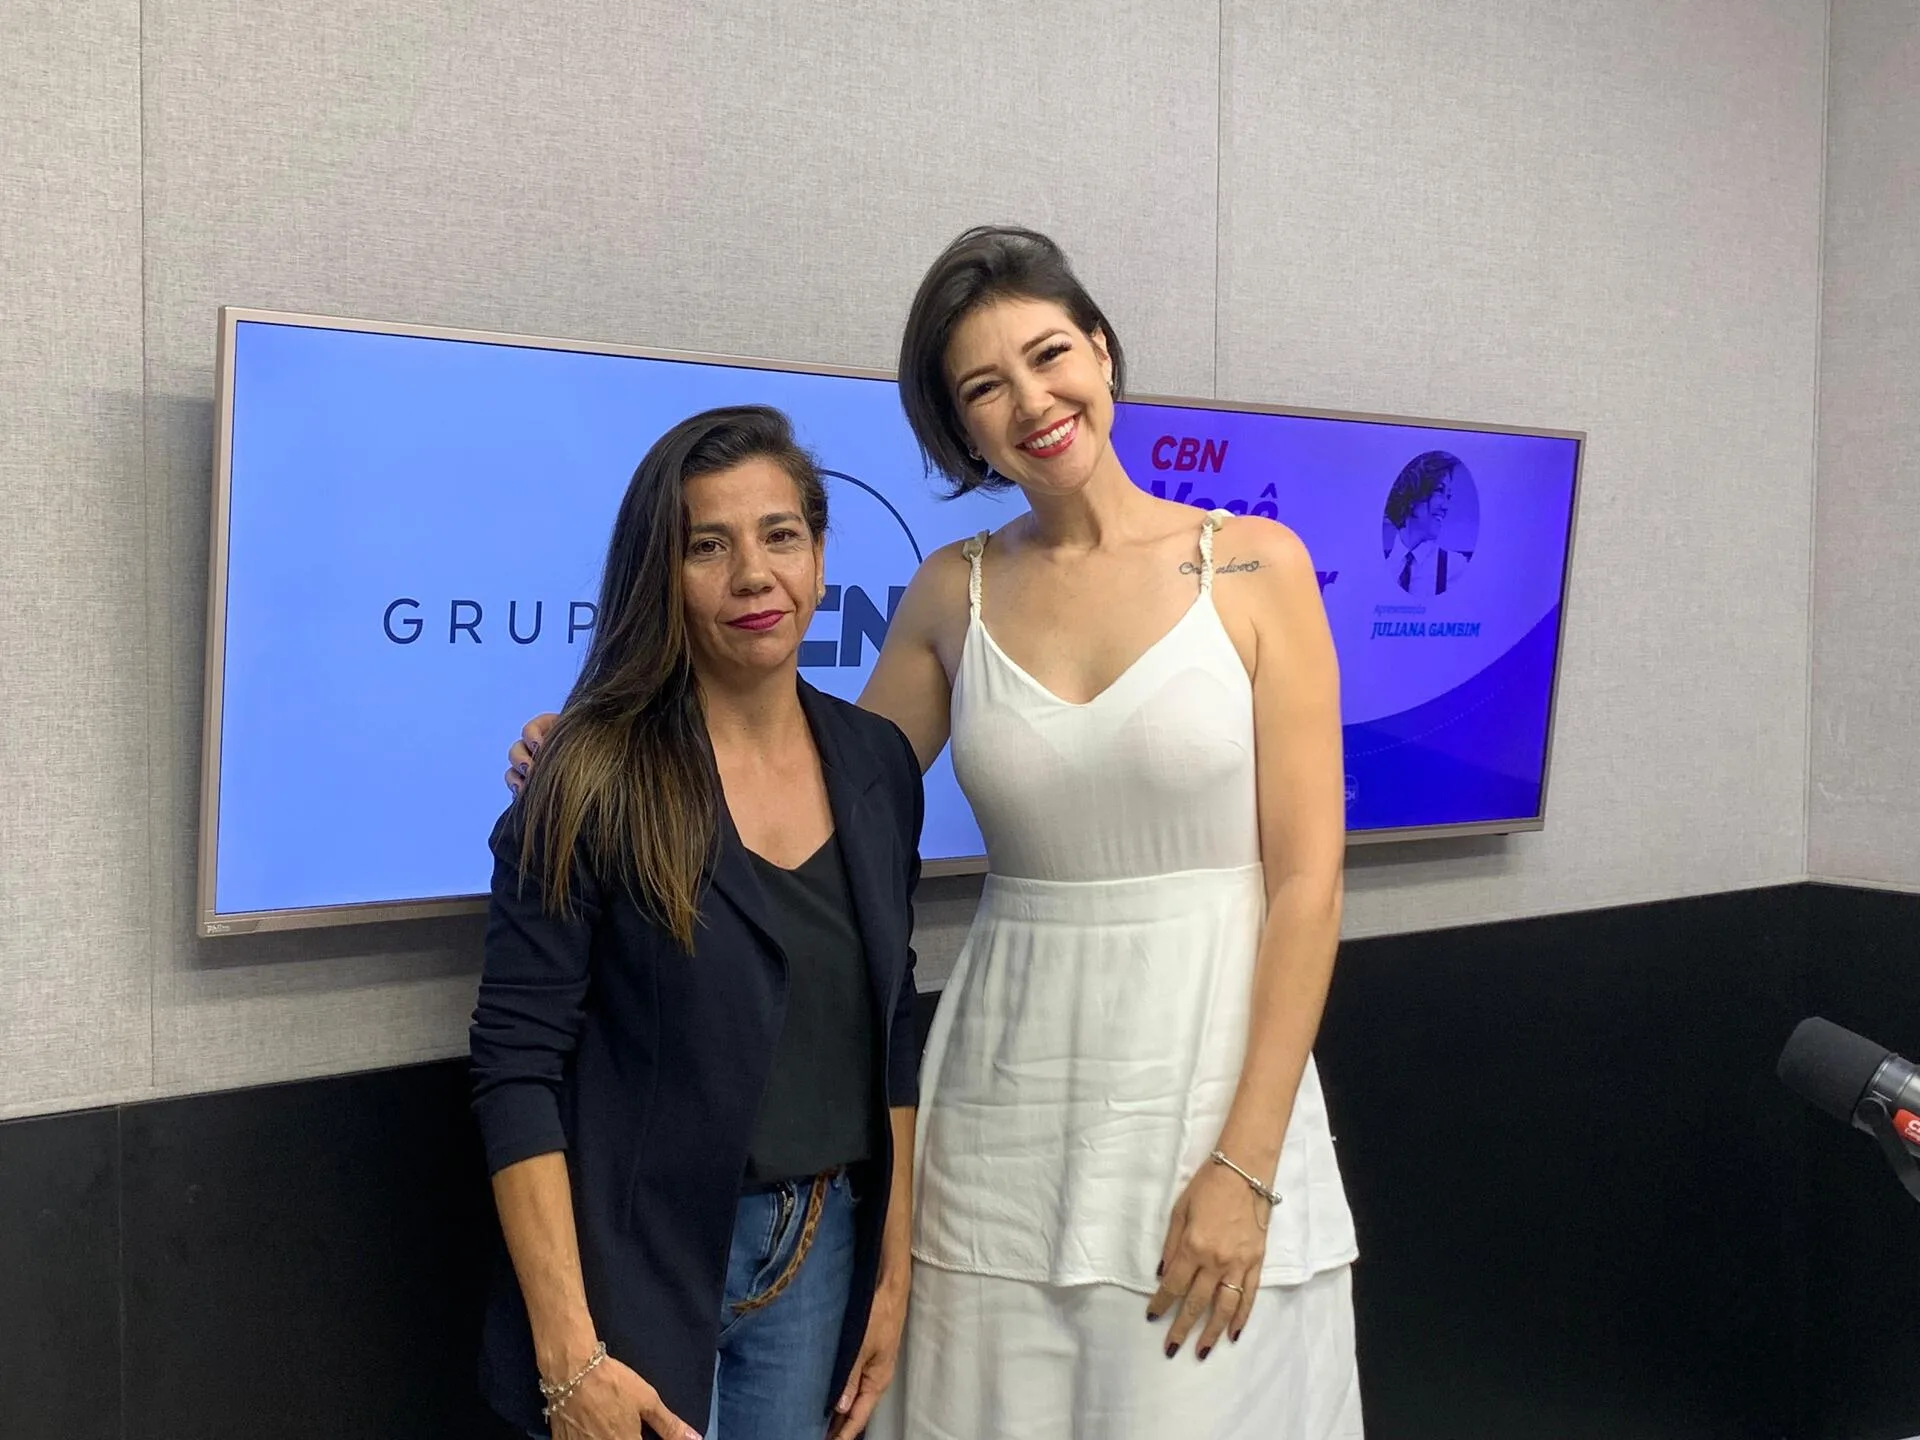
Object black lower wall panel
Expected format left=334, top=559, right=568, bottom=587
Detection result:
left=0, top=1106, right=121, bottom=1440
left=119, top=1063, right=506, bottom=1440
left=1, top=883, right=1916, bottom=1440
left=1315, top=884, right=1810, bottom=1440
left=1800, top=884, right=1920, bottom=1440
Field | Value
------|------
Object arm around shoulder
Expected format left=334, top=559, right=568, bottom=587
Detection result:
left=859, top=539, right=971, bottom=773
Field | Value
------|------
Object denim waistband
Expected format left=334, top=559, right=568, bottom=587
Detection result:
left=739, top=1164, right=850, bottom=1198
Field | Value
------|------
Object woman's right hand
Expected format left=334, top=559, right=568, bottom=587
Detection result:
left=548, top=1353, right=702, bottom=1440
left=505, top=712, right=560, bottom=793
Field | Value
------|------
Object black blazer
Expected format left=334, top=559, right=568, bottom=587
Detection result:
left=469, top=682, right=924, bottom=1436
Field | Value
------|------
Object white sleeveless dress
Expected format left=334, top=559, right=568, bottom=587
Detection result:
left=874, top=513, right=1362, bottom=1440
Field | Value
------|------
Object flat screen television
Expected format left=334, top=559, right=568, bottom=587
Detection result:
left=199, top=310, right=1582, bottom=935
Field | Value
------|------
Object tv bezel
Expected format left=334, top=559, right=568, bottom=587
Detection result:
left=199, top=306, right=1584, bottom=936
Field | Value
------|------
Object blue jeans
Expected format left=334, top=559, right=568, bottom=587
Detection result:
left=709, top=1171, right=859, bottom=1439
left=531, top=1173, right=857, bottom=1440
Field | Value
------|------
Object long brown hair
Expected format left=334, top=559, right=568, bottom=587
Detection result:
left=516, top=405, right=828, bottom=947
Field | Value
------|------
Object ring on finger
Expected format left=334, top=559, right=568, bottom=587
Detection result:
left=1217, top=1280, right=1245, bottom=1295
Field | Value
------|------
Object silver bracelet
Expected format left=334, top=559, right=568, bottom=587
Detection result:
left=1210, top=1149, right=1283, bottom=1208
left=539, top=1340, right=608, bottom=1420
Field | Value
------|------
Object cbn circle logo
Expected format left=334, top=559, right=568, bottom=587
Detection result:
left=377, top=469, right=921, bottom=671
left=803, top=470, right=920, bottom=670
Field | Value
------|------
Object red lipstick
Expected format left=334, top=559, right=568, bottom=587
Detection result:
left=1019, top=414, right=1078, bottom=459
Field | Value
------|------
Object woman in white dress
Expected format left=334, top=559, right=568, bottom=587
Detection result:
left=509, top=227, right=1360, bottom=1438
left=856, top=226, right=1361, bottom=1438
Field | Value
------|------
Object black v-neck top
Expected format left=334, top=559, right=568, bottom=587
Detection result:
left=741, top=834, right=876, bottom=1185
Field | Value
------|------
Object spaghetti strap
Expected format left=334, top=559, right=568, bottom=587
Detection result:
left=962, top=530, right=989, bottom=619
left=1198, top=509, right=1231, bottom=595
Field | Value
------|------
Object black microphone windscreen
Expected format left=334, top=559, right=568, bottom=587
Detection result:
left=1779, top=1017, right=1888, bottom=1124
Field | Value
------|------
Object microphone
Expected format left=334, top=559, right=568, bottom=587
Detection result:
left=1779, top=1017, right=1920, bottom=1201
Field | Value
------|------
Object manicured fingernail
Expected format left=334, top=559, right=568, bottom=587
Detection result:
left=1155, top=1261, right=1164, bottom=1277
left=1164, top=1343, right=1178, bottom=1359
left=1198, top=1345, right=1212, bottom=1362
left=1230, top=1329, right=1242, bottom=1344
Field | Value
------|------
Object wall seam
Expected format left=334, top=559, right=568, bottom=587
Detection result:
left=1213, top=0, right=1225, bottom=399
left=1802, top=0, right=1835, bottom=885
left=137, top=0, right=159, bottom=1108
left=1797, top=23, right=1836, bottom=1422
left=125, top=0, right=154, bottom=1405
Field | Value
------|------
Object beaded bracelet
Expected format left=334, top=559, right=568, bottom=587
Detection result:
left=1210, top=1149, right=1283, bottom=1209
left=539, top=1340, right=608, bottom=1420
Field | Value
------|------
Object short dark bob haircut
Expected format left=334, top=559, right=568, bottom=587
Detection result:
left=897, top=225, right=1127, bottom=497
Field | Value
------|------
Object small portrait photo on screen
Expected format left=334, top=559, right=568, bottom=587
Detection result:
left=1381, top=450, right=1480, bottom=598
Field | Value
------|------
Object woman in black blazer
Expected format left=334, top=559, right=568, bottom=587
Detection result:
left=471, top=406, right=923, bottom=1440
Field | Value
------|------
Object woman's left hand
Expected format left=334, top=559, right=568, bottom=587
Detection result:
left=1147, top=1161, right=1268, bottom=1360
left=828, top=1271, right=908, bottom=1438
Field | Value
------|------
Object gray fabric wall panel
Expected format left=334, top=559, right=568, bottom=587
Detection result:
left=0, top=1, right=151, bottom=1115
left=0, top=0, right=1863, bottom=1117
left=134, top=0, right=1218, bottom=1101
left=138, top=0, right=1216, bottom=388
left=1218, top=2, right=1827, bottom=938
left=1809, top=0, right=1920, bottom=888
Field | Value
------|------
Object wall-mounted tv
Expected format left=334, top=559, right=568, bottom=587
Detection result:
left=200, top=310, right=1581, bottom=935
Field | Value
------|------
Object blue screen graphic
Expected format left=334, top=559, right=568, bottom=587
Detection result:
left=211, top=320, right=1577, bottom=918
